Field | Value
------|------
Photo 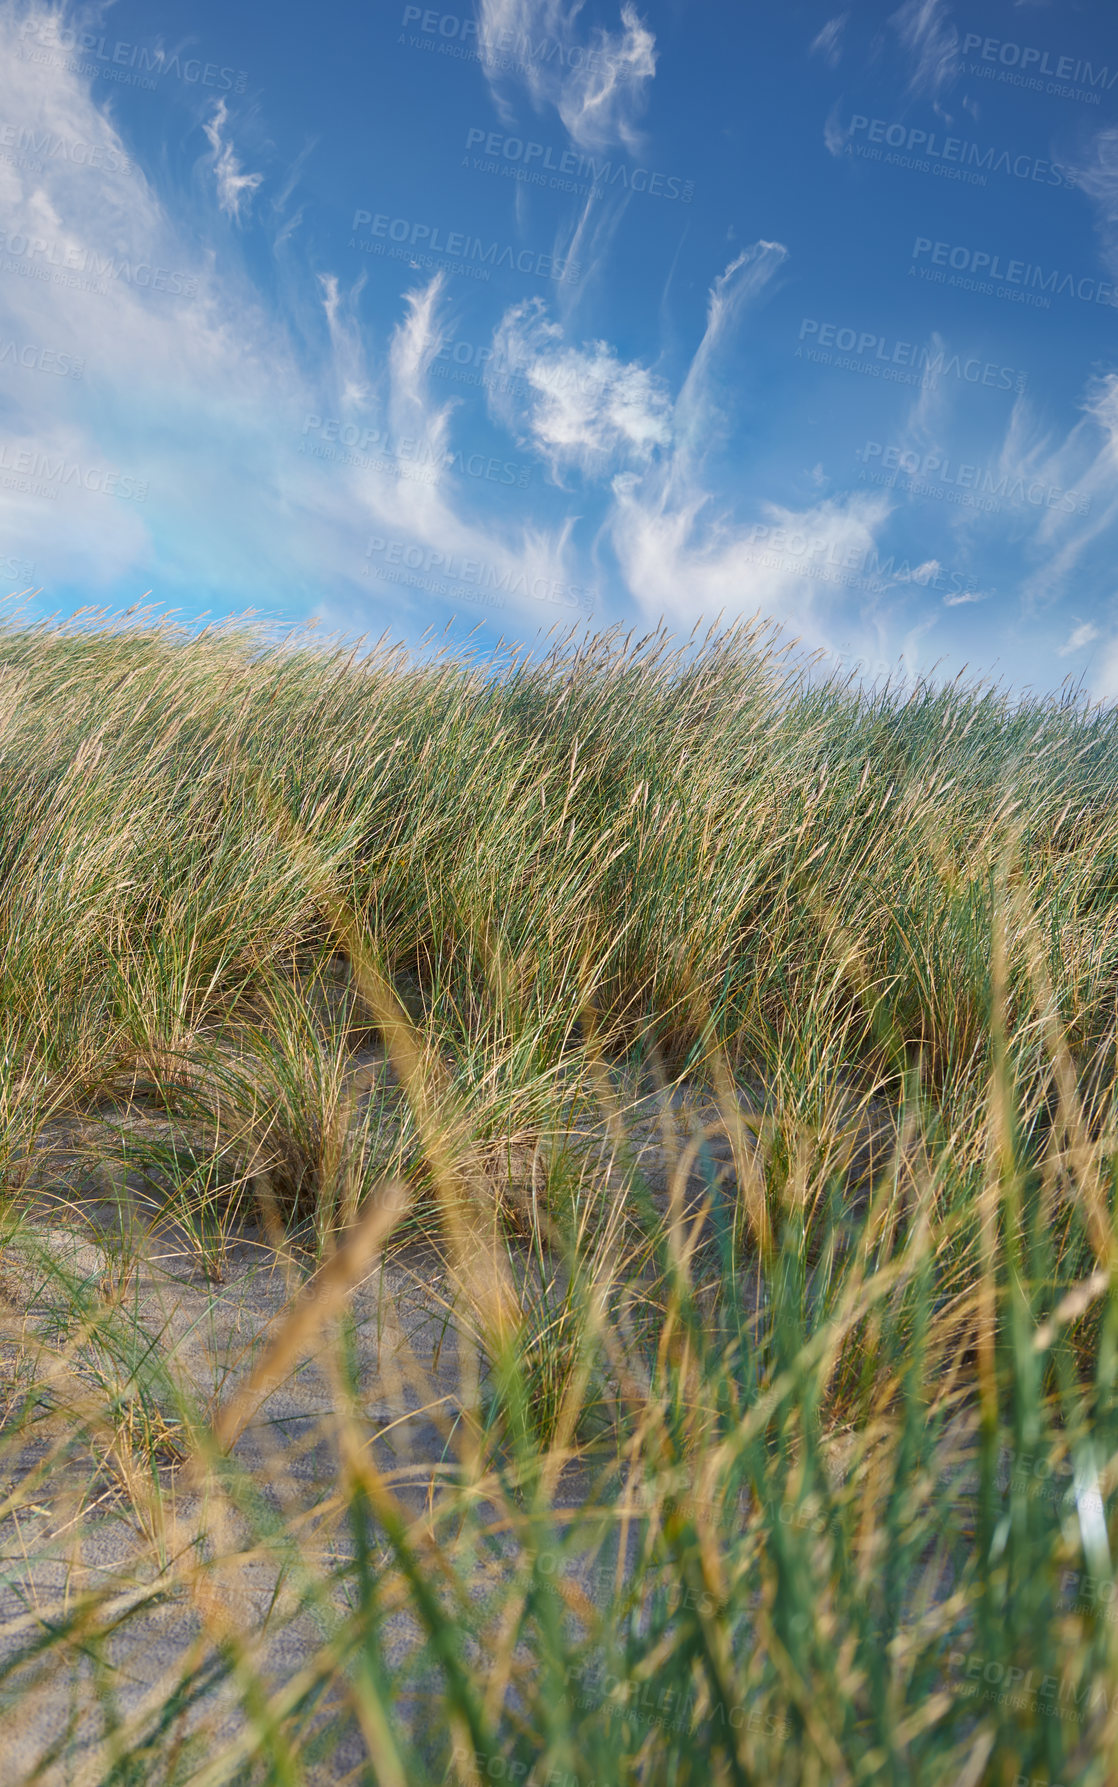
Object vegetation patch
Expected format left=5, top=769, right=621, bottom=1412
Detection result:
left=0, top=605, right=1116, bottom=1782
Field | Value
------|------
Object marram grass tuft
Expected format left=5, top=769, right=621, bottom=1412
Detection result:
left=0, top=603, right=1116, bottom=1782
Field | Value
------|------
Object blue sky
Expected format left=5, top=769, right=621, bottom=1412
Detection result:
left=1, top=0, right=1118, bottom=696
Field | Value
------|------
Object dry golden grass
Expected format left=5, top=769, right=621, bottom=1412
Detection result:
left=0, top=603, right=1116, bottom=1781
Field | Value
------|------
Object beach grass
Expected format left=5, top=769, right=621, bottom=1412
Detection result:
left=0, top=602, right=1117, bottom=1782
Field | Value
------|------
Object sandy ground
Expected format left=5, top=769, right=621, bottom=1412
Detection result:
left=0, top=1073, right=896, bottom=1780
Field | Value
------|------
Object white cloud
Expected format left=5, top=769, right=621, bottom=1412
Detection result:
left=477, top=0, right=657, bottom=153
left=671, top=246, right=787, bottom=480
left=1058, top=621, right=1101, bottom=656
left=0, top=6, right=586, bottom=637
left=888, top=0, right=959, bottom=101
left=997, top=376, right=1118, bottom=608
left=273, top=138, right=317, bottom=216
left=271, top=137, right=318, bottom=251
left=482, top=243, right=916, bottom=669
left=823, top=103, right=848, bottom=157
left=875, top=363, right=1118, bottom=695
left=810, top=15, right=848, bottom=68
left=273, top=206, right=304, bottom=252
left=487, top=297, right=672, bottom=481
left=318, top=270, right=374, bottom=410
left=876, top=356, right=1118, bottom=689
left=519, top=240, right=910, bottom=671
left=202, top=99, right=263, bottom=222
left=1087, top=633, right=1118, bottom=702
left=1061, top=127, right=1118, bottom=279
left=609, top=477, right=893, bottom=658
left=311, top=271, right=593, bottom=628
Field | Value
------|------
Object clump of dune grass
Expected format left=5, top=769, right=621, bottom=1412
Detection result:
left=0, top=600, right=1117, bottom=1781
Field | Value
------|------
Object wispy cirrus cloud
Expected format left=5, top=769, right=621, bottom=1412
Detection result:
left=810, top=15, right=848, bottom=68
left=889, top=368, right=1118, bottom=696
left=486, top=240, right=918, bottom=671
left=888, top=0, right=959, bottom=102
left=1061, top=127, right=1118, bottom=279
left=270, top=137, right=317, bottom=251
left=609, top=473, right=895, bottom=665
left=879, top=360, right=1118, bottom=634
left=671, top=247, right=785, bottom=469
left=308, top=271, right=592, bottom=633
left=477, top=0, right=657, bottom=153
left=1088, top=639, right=1118, bottom=700
left=318, top=270, right=373, bottom=410
left=0, top=4, right=584, bottom=636
left=822, top=101, right=849, bottom=158
left=1013, top=375, right=1118, bottom=612
left=202, top=98, right=263, bottom=222
left=1059, top=621, right=1100, bottom=656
